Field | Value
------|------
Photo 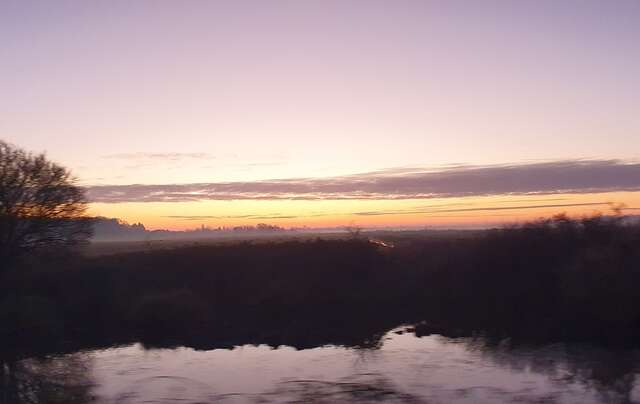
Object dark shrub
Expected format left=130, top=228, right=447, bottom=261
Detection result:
left=128, top=289, right=210, bottom=340
left=0, top=295, right=63, bottom=345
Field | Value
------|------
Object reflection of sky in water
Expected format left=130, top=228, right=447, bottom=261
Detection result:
left=26, top=328, right=640, bottom=403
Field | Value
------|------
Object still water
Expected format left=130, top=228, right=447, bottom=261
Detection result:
left=10, top=326, right=640, bottom=403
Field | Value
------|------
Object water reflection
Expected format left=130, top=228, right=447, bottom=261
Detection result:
left=3, top=328, right=640, bottom=403
left=464, top=337, right=640, bottom=403
left=254, top=375, right=425, bottom=403
left=1, top=354, right=94, bottom=404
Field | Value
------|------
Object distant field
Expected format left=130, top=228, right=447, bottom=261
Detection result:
left=83, top=229, right=480, bottom=256
left=83, top=232, right=352, bottom=256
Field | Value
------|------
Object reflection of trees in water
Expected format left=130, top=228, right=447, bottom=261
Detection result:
left=0, top=354, right=95, bottom=404
left=458, top=336, right=640, bottom=403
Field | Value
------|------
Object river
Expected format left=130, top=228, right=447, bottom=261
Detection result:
left=5, top=326, right=640, bottom=403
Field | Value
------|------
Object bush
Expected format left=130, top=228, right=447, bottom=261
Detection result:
left=0, top=295, right=63, bottom=345
left=128, top=289, right=210, bottom=340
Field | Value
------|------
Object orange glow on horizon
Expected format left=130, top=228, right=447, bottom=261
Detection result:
left=87, top=191, right=640, bottom=231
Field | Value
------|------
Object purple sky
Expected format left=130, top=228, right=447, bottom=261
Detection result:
left=2, top=1, right=639, bottom=183
left=2, top=1, right=639, bottom=228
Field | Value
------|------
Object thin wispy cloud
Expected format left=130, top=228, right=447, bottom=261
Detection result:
left=103, top=152, right=215, bottom=160
left=165, top=214, right=299, bottom=221
left=352, top=202, right=612, bottom=217
left=161, top=201, right=619, bottom=222
left=87, top=160, right=640, bottom=203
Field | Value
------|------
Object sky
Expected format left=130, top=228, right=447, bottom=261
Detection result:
left=2, top=1, right=640, bottom=230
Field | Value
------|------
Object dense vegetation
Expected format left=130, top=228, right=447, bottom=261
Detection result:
left=1, top=214, right=639, bottom=359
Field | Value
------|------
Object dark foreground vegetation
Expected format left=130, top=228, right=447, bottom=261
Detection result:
left=1, top=214, right=640, bottom=361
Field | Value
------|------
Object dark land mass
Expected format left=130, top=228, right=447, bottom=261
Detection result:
left=2, top=215, right=640, bottom=363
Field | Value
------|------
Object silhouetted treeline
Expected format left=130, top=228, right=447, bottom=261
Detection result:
left=92, top=217, right=147, bottom=241
left=91, top=216, right=288, bottom=241
left=1, top=214, right=640, bottom=359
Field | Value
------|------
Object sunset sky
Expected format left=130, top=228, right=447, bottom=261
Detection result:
left=2, top=1, right=640, bottom=230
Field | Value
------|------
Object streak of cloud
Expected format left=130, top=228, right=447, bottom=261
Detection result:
left=87, top=160, right=640, bottom=203
left=103, top=152, right=215, bottom=160
left=352, top=202, right=611, bottom=216
left=164, top=214, right=300, bottom=220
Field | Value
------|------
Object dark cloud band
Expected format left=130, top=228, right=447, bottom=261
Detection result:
left=87, top=160, right=640, bottom=203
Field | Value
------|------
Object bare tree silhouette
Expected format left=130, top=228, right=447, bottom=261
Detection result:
left=0, top=141, right=92, bottom=269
